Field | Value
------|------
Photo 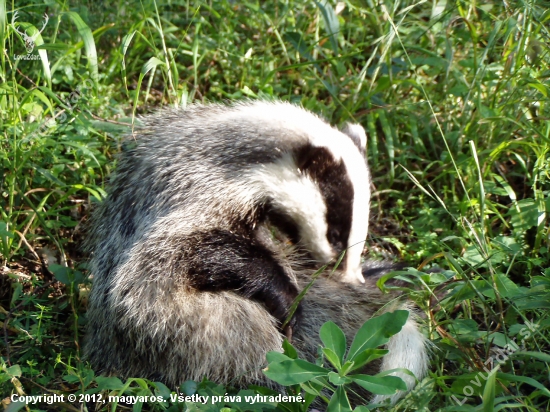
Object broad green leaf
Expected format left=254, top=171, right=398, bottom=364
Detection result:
left=121, top=30, right=137, bottom=92
left=481, top=273, right=521, bottom=299
left=29, top=88, right=54, bottom=114
left=95, top=376, right=124, bottom=391
left=263, top=359, right=328, bottom=385
left=347, top=311, right=409, bottom=361
left=63, top=375, right=80, bottom=384
left=266, top=351, right=291, bottom=364
left=350, top=374, right=407, bottom=395
left=348, top=349, right=389, bottom=372
left=320, top=321, right=346, bottom=365
left=180, top=380, right=198, bottom=395
left=153, top=381, right=172, bottom=400
left=121, top=30, right=136, bottom=57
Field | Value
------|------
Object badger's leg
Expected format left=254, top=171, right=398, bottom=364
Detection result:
left=183, top=229, right=301, bottom=332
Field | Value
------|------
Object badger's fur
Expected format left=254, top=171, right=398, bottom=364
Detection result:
left=87, top=101, right=371, bottom=328
left=87, top=260, right=427, bottom=403
left=84, top=101, right=428, bottom=404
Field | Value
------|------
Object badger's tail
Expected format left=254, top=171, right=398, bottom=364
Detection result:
left=372, top=310, right=429, bottom=405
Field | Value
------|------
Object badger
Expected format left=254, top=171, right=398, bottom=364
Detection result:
left=84, top=100, right=428, bottom=404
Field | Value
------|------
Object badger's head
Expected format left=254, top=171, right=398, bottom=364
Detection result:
left=252, top=118, right=370, bottom=284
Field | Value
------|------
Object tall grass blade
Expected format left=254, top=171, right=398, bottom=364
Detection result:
left=315, top=0, right=339, bottom=54
left=0, top=0, right=5, bottom=72
left=63, top=11, right=98, bottom=91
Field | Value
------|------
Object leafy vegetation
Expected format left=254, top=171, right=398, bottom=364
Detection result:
left=1, top=0, right=549, bottom=410
left=264, top=311, right=412, bottom=410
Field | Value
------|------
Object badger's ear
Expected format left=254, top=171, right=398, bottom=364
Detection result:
left=341, top=123, right=367, bottom=153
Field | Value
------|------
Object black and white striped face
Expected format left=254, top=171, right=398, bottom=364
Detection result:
left=297, top=122, right=370, bottom=284
left=246, top=104, right=370, bottom=284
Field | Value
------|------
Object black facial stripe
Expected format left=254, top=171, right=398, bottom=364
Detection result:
left=294, top=145, right=354, bottom=256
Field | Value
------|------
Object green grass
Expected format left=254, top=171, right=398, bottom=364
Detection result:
left=1, top=0, right=549, bottom=410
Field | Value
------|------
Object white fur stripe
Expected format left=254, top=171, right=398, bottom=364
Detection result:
left=372, top=315, right=429, bottom=404
left=248, top=154, right=335, bottom=263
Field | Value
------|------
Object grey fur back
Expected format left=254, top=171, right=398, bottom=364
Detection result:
left=84, top=262, right=421, bottom=391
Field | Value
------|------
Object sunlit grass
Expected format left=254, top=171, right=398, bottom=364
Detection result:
left=0, top=0, right=549, bottom=410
